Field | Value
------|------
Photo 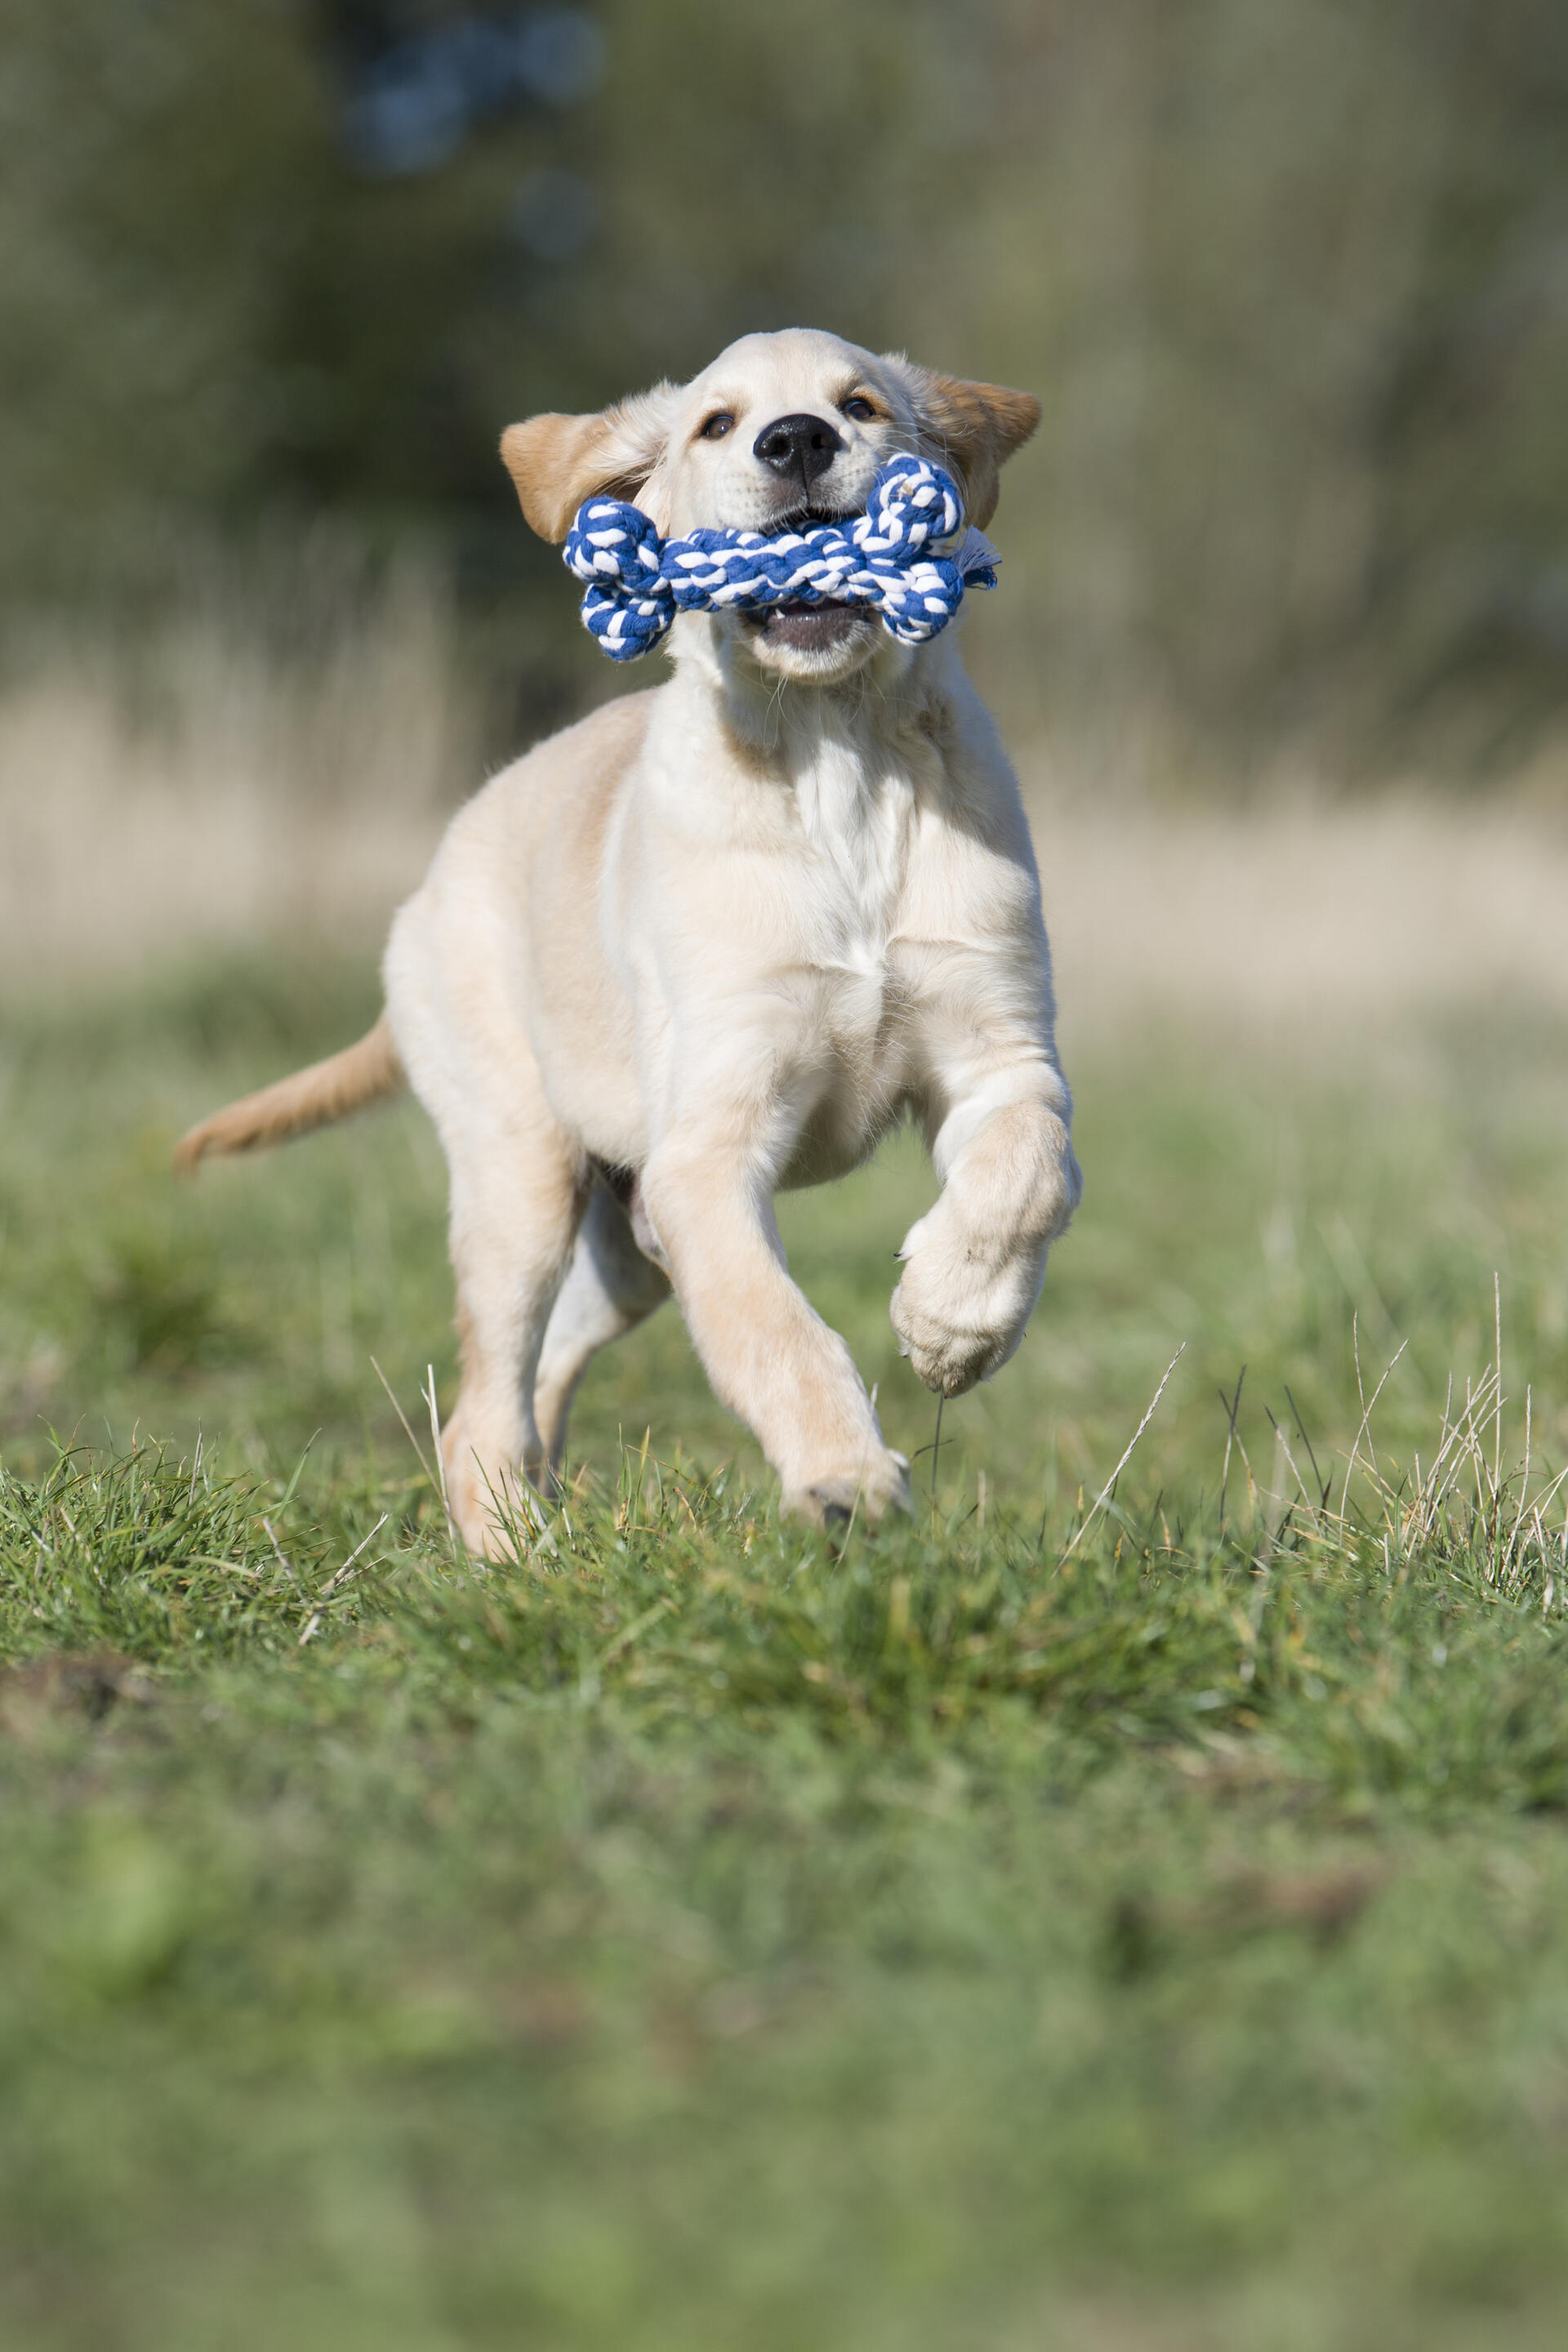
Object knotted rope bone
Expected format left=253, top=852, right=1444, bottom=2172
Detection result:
left=563, top=455, right=998, bottom=662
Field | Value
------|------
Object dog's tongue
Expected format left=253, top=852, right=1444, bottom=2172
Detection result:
left=760, top=601, right=865, bottom=650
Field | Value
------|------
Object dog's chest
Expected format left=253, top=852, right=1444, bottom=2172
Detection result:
left=795, top=736, right=906, bottom=960
left=789, top=735, right=923, bottom=1101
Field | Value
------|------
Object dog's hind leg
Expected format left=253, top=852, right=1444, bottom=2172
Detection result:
left=532, top=1178, right=670, bottom=1474
left=385, top=898, right=588, bottom=1557
left=436, top=1122, right=586, bottom=1556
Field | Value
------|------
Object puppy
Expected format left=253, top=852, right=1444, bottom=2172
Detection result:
left=178, top=328, right=1082, bottom=1552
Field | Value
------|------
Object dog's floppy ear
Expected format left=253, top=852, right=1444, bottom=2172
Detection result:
left=889, top=362, right=1041, bottom=532
left=500, top=381, right=679, bottom=543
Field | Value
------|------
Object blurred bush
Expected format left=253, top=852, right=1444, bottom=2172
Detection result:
left=3, top=0, right=1566, bottom=778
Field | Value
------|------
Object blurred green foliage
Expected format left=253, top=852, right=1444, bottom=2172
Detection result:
left=4, top=0, right=1567, bottom=771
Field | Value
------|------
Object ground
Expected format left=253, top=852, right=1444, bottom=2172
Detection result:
left=3, top=943, right=1568, bottom=2351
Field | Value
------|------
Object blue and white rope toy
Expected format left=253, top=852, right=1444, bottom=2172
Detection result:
left=563, top=455, right=999, bottom=662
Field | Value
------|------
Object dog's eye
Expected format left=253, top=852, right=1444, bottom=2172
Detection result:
left=840, top=394, right=878, bottom=423
left=699, top=411, right=736, bottom=441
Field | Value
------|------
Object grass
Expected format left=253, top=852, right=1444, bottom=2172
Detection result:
left=4, top=950, right=1568, bottom=2350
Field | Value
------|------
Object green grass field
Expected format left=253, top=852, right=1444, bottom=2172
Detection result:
left=4, top=951, right=1568, bottom=2351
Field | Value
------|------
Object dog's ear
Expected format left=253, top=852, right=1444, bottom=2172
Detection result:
left=500, top=381, right=679, bottom=542
left=888, top=361, right=1041, bottom=532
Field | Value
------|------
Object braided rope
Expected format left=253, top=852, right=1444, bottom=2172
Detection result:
left=563, top=455, right=998, bottom=662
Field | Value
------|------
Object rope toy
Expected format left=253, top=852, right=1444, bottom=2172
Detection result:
left=563, top=455, right=999, bottom=662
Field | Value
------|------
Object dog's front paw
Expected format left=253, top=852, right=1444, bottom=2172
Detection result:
left=890, top=1225, right=1044, bottom=1398
left=782, top=1446, right=913, bottom=1534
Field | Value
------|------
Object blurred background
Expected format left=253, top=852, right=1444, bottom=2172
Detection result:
left=9, top=0, right=1568, bottom=749
left=5, top=0, right=1568, bottom=984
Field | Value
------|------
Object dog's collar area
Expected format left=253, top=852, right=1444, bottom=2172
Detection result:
left=563, top=456, right=1001, bottom=662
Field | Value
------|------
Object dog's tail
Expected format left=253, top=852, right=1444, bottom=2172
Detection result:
left=174, top=1012, right=406, bottom=1175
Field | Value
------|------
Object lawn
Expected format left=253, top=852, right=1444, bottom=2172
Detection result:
left=3, top=949, right=1568, bottom=2351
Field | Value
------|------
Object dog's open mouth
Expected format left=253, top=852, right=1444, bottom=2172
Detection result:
left=743, top=501, right=874, bottom=653
left=747, top=600, right=868, bottom=653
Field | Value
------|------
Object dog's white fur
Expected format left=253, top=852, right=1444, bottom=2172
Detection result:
left=180, top=328, right=1081, bottom=1552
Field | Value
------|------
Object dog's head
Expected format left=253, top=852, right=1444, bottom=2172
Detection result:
left=501, top=328, right=1040, bottom=682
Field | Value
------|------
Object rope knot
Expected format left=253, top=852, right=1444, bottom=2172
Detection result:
left=852, top=456, right=964, bottom=559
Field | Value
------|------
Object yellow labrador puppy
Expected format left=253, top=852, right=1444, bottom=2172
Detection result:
left=179, top=328, right=1082, bottom=1551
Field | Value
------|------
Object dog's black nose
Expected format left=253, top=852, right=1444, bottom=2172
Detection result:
left=753, top=412, right=844, bottom=490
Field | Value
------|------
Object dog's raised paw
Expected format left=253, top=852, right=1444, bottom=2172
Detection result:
left=889, top=1290, right=1006, bottom=1397
left=890, top=1254, right=1040, bottom=1398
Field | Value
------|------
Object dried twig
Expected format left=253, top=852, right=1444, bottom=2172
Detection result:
left=1061, top=1345, right=1186, bottom=1566
left=369, top=1354, right=435, bottom=1486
